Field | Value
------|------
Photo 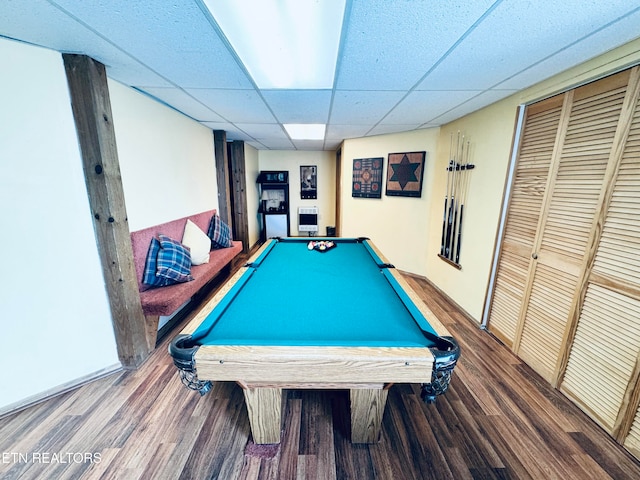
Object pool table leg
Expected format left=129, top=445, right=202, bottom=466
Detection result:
left=350, top=388, right=389, bottom=443
left=242, top=387, right=283, bottom=444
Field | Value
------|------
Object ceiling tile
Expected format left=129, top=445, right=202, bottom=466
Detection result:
left=52, top=0, right=254, bottom=89
left=291, top=139, right=325, bottom=151
left=200, top=122, right=253, bottom=142
left=324, top=139, right=343, bottom=150
left=380, top=90, right=483, bottom=125
left=187, top=89, right=276, bottom=123
left=330, top=91, right=405, bottom=124
left=254, top=138, right=295, bottom=150
left=326, top=124, right=372, bottom=141
left=417, top=1, right=640, bottom=91
left=336, top=0, right=496, bottom=90
left=234, top=123, right=287, bottom=140
left=424, top=89, right=518, bottom=125
left=262, top=89, right=332, bottom=123
left=0, top=0, right=174, bottom=88
left=496, top=8, right=640, bottom=91
left=367, top=125, right=423, bottom=137
left=140, top=87, right=225, bottom=122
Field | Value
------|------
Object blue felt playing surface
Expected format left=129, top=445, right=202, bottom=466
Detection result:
left=191, top=239, right=438, bottom=347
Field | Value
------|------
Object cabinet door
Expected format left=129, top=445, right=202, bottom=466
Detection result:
left=516, top=73, right=631, bottom=383
left=625, top=405, right=640, bottom=460
left=486, top=95, right=565, bottom=347
left=487, top=70, right=633, bottom=382
left=560, top=69, right=640, bottom=436
left=487, top=66, right=640, bottom=459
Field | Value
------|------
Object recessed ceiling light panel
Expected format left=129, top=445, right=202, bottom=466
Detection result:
left=204, top=0, right=346, bottom=89
left=284, top=123, right=326, bottom=140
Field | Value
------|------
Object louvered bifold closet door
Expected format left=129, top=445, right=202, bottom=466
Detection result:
left=515, top=72, right=632, bottom=383
left=626, top=407, right=640, bottom=460
left=486, top=96, right=564, bottom=347
left=560, top=67, right=640, bottom=439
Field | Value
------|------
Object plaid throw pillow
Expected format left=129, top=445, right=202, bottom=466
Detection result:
left=208, top=214, right=233, bottom=249
left=156, top=234, right=193, bottom=283
left=141, top=235, right=194, bottom=288
left=142, top=237, right=176, bottom=287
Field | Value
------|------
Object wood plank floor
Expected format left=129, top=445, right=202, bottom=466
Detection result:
left=1, top=271, right=640, bottom=479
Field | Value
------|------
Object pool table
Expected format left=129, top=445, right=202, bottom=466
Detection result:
left=169, top=237, right=459, bottom=444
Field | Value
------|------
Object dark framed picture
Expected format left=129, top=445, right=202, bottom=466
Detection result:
left=352, top=157, right=383, bottom=198
left=385, top=151, right=426, bottom=197
left=300, top=165, right=317, bottom=199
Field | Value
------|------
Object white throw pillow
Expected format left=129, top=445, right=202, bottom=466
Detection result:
left=182, top=219, right=211, bottom=265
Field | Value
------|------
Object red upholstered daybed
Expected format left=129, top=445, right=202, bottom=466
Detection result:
left=130, top=209, right=242, bottom=349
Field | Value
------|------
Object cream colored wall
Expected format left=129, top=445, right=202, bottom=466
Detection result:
left=109, top=80, right=219, bottom=231
left=244, top=143, right=261, bottom=247
left=426, top=101, right=518, bottom=322
left=426, top=37, right=640, bottom=323
left=258, top=150, right=336, bottom=236
left=340, top=129, right=440, bottom=275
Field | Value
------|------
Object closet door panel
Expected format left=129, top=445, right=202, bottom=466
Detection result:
left=625, top=407, right=640, bottom=460
left=561, top=285, right=640, bottom=431
left=517, top=77, right=629, bottom=382
left=516, top=263, right=575, bottom=380
left=592, top=119, right=640, bottom=290
left=486, top=97, right=563, bottom=346
left=562, top=81, right=640, bottom=437
left=486, top=66, right=640, bottom=459
left=539, top=83, right=628, bottom=260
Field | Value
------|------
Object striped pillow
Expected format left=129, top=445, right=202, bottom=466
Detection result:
left=156, top=234, right=193, bottom=283
left=208, top=214, right=233, bottom=249
left=142, top=237, right=174, bottom=287
left=142, top=235, right=193, bottom=288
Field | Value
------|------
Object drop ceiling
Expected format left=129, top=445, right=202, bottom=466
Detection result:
left=2, top=1, right=639, bottom=151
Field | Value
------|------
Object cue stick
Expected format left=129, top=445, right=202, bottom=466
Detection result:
left=440, top=133, right=454, bottom=256
left=454, top=142, right=474, bottom=264
left=447, top=133, right=462, bottom=260
left=444, top=132, right=460, bottom=259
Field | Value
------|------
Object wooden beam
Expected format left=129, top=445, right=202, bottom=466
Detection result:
left=63, top=54, right=149, bottom=368
left=213, top=130, right=232, bottom=226
left=228, top=141, right=249, bottom=253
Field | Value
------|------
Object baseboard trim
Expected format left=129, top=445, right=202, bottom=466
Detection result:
left=0, top=363, right=123, bottom=420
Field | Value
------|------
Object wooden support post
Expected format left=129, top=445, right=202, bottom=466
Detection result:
left=242, top=387, right=283, bottom=444
left=350, top=388, right=389, bottom=443
left=214, top=130, right=232, bottom=226
left=63, top=54, right=149, bottom=368
left=144, top=315, right=160, bottom=353
left=228, top=141, right=249, bottom=253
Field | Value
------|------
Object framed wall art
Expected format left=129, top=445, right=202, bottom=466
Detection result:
left=300, top=165, right=317, bottom=199
left=352, top=157, right=383, bottom=198
left=385, top=151, right=426, bottom=197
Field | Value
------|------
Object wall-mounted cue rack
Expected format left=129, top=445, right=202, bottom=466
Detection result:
left=438, top=132, right=475, bottom=269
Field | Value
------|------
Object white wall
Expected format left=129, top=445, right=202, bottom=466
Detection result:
left=109, top=80, right=219, bottom=231
left=258, top=150, right=336, bottom=236
left=340, top=129, right=440, bottom=275
left=0, top=39, right=119, bottom=411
